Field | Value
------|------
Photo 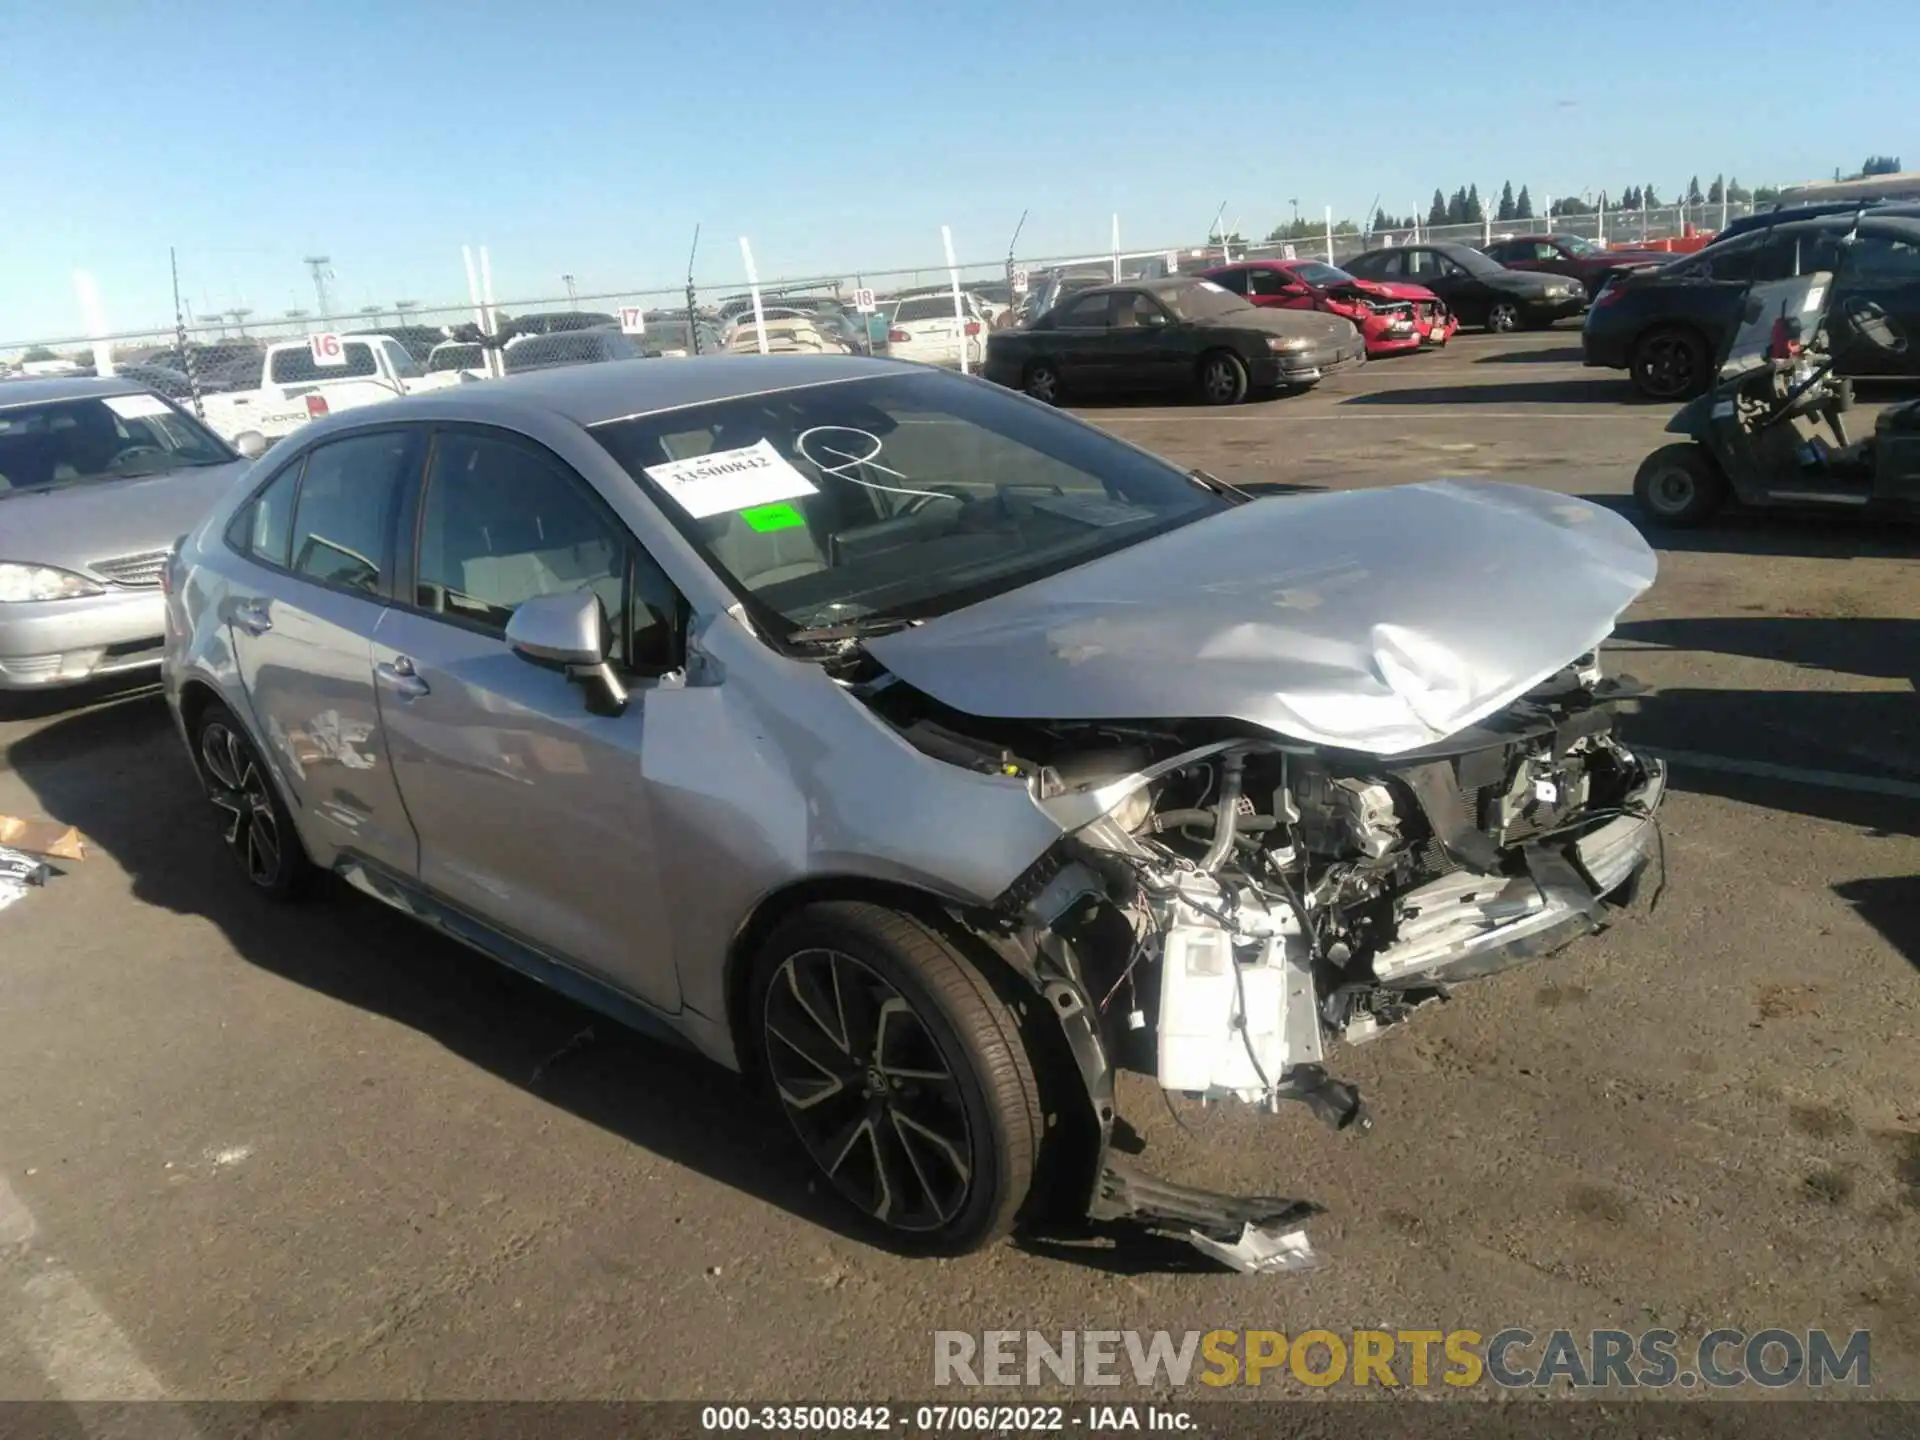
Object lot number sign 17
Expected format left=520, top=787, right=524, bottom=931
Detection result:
left=309, top=332, right=347, bottom=367
left=619, top=307, right=647, bottom=336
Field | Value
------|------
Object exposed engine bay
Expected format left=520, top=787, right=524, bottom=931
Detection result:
left=851, top=647, right=1665, bottom=1259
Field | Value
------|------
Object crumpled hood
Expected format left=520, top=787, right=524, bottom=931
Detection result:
left=1230, top=306, right=1358, bottom=345
left=866, top=479, right=1658, bottom=756
left=0, top=461, right=250, bottom=574
left=1339, top=278, right=1439, bottom=304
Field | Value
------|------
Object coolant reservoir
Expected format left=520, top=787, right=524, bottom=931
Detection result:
left=1156, top=927, right=1291, bottom=1097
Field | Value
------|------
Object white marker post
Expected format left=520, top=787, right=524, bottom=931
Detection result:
left=73, top=271, right=113, bottom=378
left=1597, top=195, right=1607, bottom=247
left=941, top=224, right=968, bottom=376
left=1110, top=214, right=1121, bottom=283
left=739, top=238, right=769, bottom=356
left=479, top=246, right=503, bottom=379
left=1325, top=205, right=1335, bottom=264
left=462, top=245, right=489, bottom=366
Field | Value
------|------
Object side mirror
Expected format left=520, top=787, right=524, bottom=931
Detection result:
left=233, top=430, right=268, bottom=460
left=506, top=591, right=629, bottom=711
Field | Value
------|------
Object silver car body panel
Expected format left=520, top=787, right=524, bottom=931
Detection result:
left=867, top=478, right=1657, bottom=756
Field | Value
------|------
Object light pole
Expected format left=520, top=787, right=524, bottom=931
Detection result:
left=1288, top=197, right=1300, bottom=233
left=563, top=274, right=579, bottom=307
left=395, top=300, right=420, bottom=329
left=284, top=308, right=311, bottom=335
left=227, top=308, right=252, bottom=337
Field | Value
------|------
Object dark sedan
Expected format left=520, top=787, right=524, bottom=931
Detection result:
left=1341, top=243, right=1587, bottom=331
left=982, top=277, right=1363, bottom=405
left=1582, top=210, right=1920, bottom=398
left=1481, top=233, right=1672, bottom=298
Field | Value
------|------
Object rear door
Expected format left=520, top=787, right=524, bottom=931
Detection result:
left=220, top=428, right=423, bottom=872
left=368, top=425, right=683, bottom=1012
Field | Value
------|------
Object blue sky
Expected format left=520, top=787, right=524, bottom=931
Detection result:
left=1, top=0, right=1912, bottom=343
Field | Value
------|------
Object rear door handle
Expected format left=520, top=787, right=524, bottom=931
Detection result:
left=376, top=657, right=429, bottom=699
left=232, top=599, right=272, bottom=636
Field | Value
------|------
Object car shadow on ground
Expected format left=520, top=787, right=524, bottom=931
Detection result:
left=1338, top=377, right=1647, bottom=406
left=1577, top=492, right=1920, bottom=559
left=1831, top=875, right=1920, bottom=971
left=3, top=694, right=891, bottom=1251
left=1472, top=344, right=1588, bottom=365
left=4, top=693, right=1219, bottom=1272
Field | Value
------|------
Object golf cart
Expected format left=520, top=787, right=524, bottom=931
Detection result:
left=1632, top=264, right=1920, bottom=527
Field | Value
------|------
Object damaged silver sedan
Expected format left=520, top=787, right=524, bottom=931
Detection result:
left=162, top=355, right=1664, bottom=1262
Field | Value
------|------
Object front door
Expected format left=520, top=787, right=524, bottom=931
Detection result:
left=369, top=425, right=683, bottom=1012
left=1099, top=290, right=1188, bottom=393
left=1051, top=291, right=1120, bottom=394
left=1832, top=232, right=1920, bottom=378
left=222, top=429, right=422, bottom=872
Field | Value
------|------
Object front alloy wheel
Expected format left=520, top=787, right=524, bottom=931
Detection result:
left=1485, top=300, right=1520, bottom=333
left=752, top=902, right=1039, bottom=1253
left=1023, top=362, right=1061, bottom=404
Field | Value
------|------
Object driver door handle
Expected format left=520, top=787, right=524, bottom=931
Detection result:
left=376, top=656, right=430, bottom=699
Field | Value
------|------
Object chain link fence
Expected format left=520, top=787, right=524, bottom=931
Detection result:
left=0, top=200, right=1765, bottom=387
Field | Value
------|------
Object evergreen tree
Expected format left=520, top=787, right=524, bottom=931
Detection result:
left=1643, top=184, right=1660, bottom=206
left=1707, top=175, right=1724, bottom=204
left=1466, top=183, right=1485, bottom=224
left=1427, top=189, right=1448, bottom=226
left=1496, top=181, right=1516, bottom=222
left=1514, top=185, right=1533, bottom=220
left=1861, top=155, right=1902, bottom=175
left=1446, top=187, right=1469, bottom=225
left=1686, top=175, right=1704, bottom=205
left=1727, top=177, right=1750, bottom=202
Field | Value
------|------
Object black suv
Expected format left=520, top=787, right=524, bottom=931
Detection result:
left=1582, top=206, right=1920, bottom=398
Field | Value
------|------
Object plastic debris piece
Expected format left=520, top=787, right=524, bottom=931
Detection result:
left=1187, top=1222, right=1320, bottom=1275
left=0, top=846, right=52, bottom=914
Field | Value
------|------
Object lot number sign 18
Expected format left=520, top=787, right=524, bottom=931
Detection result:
left=854, top=288, right=877, bottom=315
left=309, top=332, right=347, bottom=367
left=619, top=307, right=647, bottom=336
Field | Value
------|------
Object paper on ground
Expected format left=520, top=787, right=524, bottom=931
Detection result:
left=643, top=440, right=818, bottom=521
left=0, top=816, right=87, bottom=861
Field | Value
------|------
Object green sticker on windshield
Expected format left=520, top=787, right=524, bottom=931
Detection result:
left=739, top=502, right=806, bottom=533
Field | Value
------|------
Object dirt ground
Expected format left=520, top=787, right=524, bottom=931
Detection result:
left=0, top=328, right=1915, bottom=1409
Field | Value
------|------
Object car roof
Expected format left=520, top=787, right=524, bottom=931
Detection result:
left=296, top=355, right=924, bottom=430
left=0, top=374, right=153, bottom=408
left=1718, top=200, right=1920, bottom=238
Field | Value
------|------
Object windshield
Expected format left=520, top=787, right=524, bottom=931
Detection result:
left=1161, top=281, right=1256, bottom=322
left=1555, top=235, right=1599, bottom=256
left=641, top=320, right=693, bottom=349
left=1290, top=262, right=1352, bottom=286
left=0, top=394, right=232, bottom=494
left=591, top=370, right=1227, bottom=639
left=1447, top=246, right=1505, bottom=276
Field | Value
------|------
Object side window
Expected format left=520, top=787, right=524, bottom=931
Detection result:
left=1057, top=294, right=1113, bottom=327
left=1209, top=268, right=1250, bottom=296
left=1750, top=235, right=1799, bottom=284
left=1684, top=236, right=1761, bottom=282
left=1840, top=235, right=1920, bottom=279
left=1435, top=256, right=1470, bottom=278
left=1245, top=269, right=1290, bottom=298
left=225, top=457, right=304, bottom=568
left=288, top=431, right=414, bottom=594
left=414, top=430, right=666, bottom=668
left=1114, top=292, right=1169, bottom=328
left=270, top=342, right=380, bottom=385
left=383, top=341, right=423, bottom=379
left=1532, top=242, right=1563, bottom=262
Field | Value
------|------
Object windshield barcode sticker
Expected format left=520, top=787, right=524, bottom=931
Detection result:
left=643, top=439, right=819, bottom=520
left=102, top=393, right=172, bottom=420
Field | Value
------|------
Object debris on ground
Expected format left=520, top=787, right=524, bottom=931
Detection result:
left=0, top=815, right=88, bottom=861
left=0, top=847, right=52, bottom=914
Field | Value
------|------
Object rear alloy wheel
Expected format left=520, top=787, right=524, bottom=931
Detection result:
left=751, top=902, right=1039, bottom=1254
left=1633, top=443, right=1728, bottom=528
left=1629, top=326, right=1709, bottom=400
left=1485, top=300, right=1521, bottom=333
left=193, top=702, right=311, bottom=899
left=1023, top=361, right=1062, bottom=405
left=1199, top=351, right=1250, bottom=405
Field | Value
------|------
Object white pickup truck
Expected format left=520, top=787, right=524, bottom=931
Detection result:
left=198, top=333, right=465, bottom=447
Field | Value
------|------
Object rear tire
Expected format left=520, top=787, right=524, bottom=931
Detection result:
left=1629, top=325, right=1709, bottom=400
left=190, top=700, right=313, bottom=900
left=1022, top=361, right=1062, bottom=405
left=1198, top=350, right=1250, bottom=405
left=1633, top=443, right=1727, bottom=527
left=749, top=902, right=1040, bottom=1255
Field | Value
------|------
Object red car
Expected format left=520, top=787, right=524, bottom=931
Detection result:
left=1202, top=258, right=1457, bottom=356
left=1481, top=234, right=1673, bottom=299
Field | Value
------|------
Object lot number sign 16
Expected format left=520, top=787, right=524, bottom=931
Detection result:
left=309, top=332, right=347, bottom=367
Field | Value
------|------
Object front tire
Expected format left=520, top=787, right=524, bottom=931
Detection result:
left=750, top=902, right=1040, bottom=1255
left=1633, top=443, right=1727, bottom=527
left=1485, top=301, right=1520, bottom=333
left=191, top=700, right=313, bottom=899
left=1198, top=350, right=1250, bottom=405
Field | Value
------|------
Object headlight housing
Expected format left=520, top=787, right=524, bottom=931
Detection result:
left=0, top=563, right=107, bottom=603
left=1266, top=336, right=1310, bottom=353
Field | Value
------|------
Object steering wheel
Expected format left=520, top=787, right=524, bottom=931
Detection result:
left=1840, top=297, right=1909, bottom=355
left=109, top=444, right=167, bottom=468
left=900, top=484, right=971, bottom=516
